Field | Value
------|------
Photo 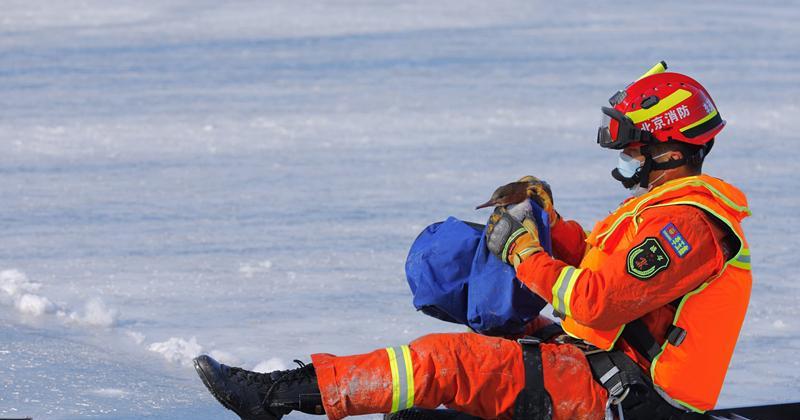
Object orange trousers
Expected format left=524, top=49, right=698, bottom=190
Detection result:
left=311, top=332, right=608, bottom=420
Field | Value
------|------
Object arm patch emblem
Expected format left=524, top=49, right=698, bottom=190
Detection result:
left=626, top=237, right=671, bottom=280
left=660, top=222, right=692, bottom=258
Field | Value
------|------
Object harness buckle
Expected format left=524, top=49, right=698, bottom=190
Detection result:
left=604, top=387, right=630, bottom=420
left=666, top=326, right=687, bottom=347
left=517, top=337, right=542, bottom=346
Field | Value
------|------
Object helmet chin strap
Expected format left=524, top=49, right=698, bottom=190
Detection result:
left=611, top=166, right=641, bottom=189
left=611, top=145, right=688, bottom=190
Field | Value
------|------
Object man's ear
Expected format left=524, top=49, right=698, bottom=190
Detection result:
left=669, top=149, right=684, bottom=161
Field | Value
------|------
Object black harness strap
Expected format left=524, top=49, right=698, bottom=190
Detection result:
left=621, top=319, right=663, bottom=362
left=587, top=351, right=704, bottom=420
left=622, top=298, right=689, bottom=363
left=587, top=351, right=626, bottom=398
left=513, top=338, right=551, bottom=420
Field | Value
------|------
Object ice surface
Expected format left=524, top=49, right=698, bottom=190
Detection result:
left=1, top=1, right=799, bottom=418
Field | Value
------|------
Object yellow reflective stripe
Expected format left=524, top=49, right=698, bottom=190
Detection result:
left=385, top=346, right=414, bottom=412
left=551, top=267, right=572, bottom=315
left=729, top=248, right=751, bottom=270
left=596, top=177, right=750, bottom=249
left=552, top=266, right=583, bottom=317
left=563, top=269, right=583, bottom=317
left=680, top=109, right=718, bottom=133
left=608, top=324, right=627, bottom=350
left=728, top=260, right=750, bottom=270
left=625, top=89, right=692, bottom=123
left=670, top=395, right=707, bottom=414
left=401, top=346, right=415, bottom=410
left=386, top=347, right=401, bottom=412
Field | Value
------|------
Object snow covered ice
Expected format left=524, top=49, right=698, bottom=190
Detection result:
left=1, top=1, right=799, bottom=418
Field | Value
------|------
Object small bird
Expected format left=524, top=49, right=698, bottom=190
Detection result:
left=477, top=176, right=554, bottom=210
left=475, top=181, right=532, bottom=209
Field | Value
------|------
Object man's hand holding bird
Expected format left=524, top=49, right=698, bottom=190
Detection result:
left=485, top=207, right=543, bottom=268
left=476, top=175, right=560, bottom=228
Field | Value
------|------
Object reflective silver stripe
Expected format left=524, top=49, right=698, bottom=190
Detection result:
left=730, top=249, right=751, bottom=270
left=554, top=267, right=575, bottom=313
left=599, top=366, right=620, bottom=385
left=386, top=347, right=401, bottom=412
left=393, top=346, right=409, bottom=411
left=390, top=346, right=412, bottom=411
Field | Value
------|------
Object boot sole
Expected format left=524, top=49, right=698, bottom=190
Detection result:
left=193, top=356, right=278, bottom=420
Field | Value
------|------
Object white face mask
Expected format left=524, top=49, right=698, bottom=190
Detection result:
left=616, top=152, right=642, bottom=178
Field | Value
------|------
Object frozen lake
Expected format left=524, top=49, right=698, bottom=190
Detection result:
left=1, top=1, right=799, bottom=418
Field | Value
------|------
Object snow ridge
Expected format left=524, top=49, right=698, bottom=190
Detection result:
left=0, top=269, right=117, bottom=326
left=1, top=268, right=283, bottom=372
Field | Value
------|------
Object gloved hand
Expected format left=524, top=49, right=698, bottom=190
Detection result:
left=517, top=176, right=560, bottom=228
left=486, top=207, right=543, bottom=268
left=476, top=176, right=561, bottom=228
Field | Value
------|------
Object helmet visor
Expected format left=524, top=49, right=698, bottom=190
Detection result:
left=597, top=106, right=644, bottom=150
left=597, top=111, right=616, bottom=148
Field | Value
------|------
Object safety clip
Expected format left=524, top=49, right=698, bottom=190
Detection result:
left=517, top=337, right=542, bottom=346
left=604, top=386, right=630, bottom=420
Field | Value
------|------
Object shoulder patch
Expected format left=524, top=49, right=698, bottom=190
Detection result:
left=660, top=222, right=692, bottom=258
left=626, top=237, right=671, bottom=280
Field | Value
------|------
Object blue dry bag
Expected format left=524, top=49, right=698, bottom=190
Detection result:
left=405, top=200, right=551, bottom=336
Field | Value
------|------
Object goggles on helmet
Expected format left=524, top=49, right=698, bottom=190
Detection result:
left=596, top=106, right=655, bottom=150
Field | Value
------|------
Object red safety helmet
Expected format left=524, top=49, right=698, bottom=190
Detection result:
left=597, top=68, right=724, bottom=150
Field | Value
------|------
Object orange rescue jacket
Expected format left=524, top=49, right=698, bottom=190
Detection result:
left=516, top=175, right=752, bottom=412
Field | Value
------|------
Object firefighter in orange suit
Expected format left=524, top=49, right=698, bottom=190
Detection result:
left=193, top=62, right=752, bottom=420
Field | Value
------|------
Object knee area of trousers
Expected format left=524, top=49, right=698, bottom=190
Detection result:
left=412, top=333, right=520, bottom=361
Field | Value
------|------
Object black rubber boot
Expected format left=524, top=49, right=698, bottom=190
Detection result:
left=193, top=355, right=324, bottom=420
